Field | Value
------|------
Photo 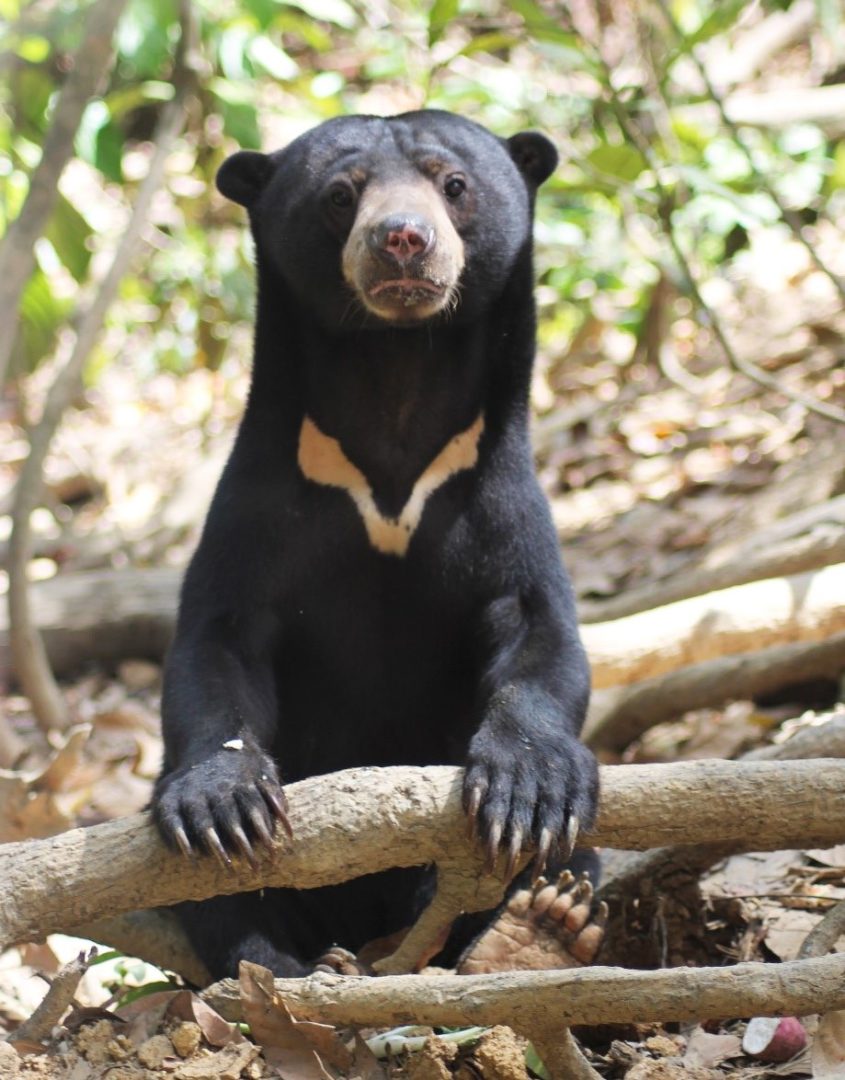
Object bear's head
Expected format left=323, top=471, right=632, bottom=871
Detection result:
left=217, top=111, right=557, bottom=329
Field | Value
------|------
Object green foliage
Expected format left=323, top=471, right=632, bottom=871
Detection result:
left=0, top=0, right=842, bottom=386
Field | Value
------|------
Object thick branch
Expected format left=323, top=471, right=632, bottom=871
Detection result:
left=4, top=760, right=845, bottom=954
left=583, top=563, right=845, bottom=690
left=0, top=567, right=176, bottom=679
left=585, top=631, right=845, bottom=752
left=202, top=954, right=845, bottom=1029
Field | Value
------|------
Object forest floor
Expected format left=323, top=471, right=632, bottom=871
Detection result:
left=1, top=207, right=845, bottom=1078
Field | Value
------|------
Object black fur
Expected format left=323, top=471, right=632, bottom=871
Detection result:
left=153, top=110, right=598, bottom=980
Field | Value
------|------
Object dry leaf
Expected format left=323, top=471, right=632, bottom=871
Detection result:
left=167, top=989, right=243, bottom=1048
left=352, top=1033, right=386, bottom=1080
left=683, top=1027, right=742, bottom=1068
left=812, top=1011, right=845, bottom=1078
left=239, top=961, right=337, bottom=1078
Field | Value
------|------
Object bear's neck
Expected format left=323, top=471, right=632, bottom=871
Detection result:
left=244, top=266, right=536, bottom=513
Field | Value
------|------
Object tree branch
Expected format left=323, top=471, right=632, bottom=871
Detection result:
left=7, top=0, right=197, bottom=730
left=583, top=562, right=845, bottom=690
left=201, top=953, right=845, bottom=1030
left=4, top=760, right=845, bottom=961
left=0, top=0, right=130, bottom=389
left=585, top=631, right=845, bottom=752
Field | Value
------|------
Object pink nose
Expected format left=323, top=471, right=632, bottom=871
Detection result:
left=385, top=225, right=428, bottom=259
left=369, top=215, right=435, bottom=264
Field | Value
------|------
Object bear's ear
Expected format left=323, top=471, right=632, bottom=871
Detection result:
left=507, top=132, right=558, bottom=188
left=216, top=150, right=273, bottom=209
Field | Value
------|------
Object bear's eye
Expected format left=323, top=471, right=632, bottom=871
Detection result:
left=444, top=175, right=467, bottom=199
left=328, top=184, right=355, bottom=209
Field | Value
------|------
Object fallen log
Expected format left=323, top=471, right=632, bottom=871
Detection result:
left=0, top=566, right=176, bottom=680
left=584, top=631, right=845, bottom=752
left=582, top=563, right=845, bottom=690
left=4, top=760, right=845, bottom=962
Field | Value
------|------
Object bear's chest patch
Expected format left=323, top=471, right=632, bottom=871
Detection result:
left=297, top=413, right=485, bottom=557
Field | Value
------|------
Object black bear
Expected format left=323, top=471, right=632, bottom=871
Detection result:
left=152, top=110, right=599, bottom=980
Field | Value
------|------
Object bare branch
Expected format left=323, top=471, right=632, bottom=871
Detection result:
left=201, top=953, right=845, bottom=1030
left=8, top=950, right=94, bottom=1045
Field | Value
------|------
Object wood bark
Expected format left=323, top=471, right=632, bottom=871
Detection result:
left=598, top=708, right=845, bottom=897
left=0, top=567, right=177, bottom=679
left=72, top=712, right=845, bottom=981
left=582, top=563, right=845, bottom=690
left=201, top=953, right=845, bottom=1029
left=584, top=631, right=845, bottom=752
left=4, top=760, right=845, bottom=962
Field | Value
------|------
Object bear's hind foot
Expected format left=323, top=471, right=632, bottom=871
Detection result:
left=456, top=871, right=607, bottom=974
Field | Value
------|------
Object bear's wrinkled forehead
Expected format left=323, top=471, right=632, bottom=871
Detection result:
left=285, top=113, right=510, bottom=182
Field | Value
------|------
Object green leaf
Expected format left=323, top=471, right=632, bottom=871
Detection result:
left=115, top=981, right=178, bottom=1008
left=507, top=0, right=575, bottom=46
left=105, top=81, right=175, bottom=120
left=17, top=269, right=70, bottom=373
left=828, top=141, right=845, bottom=192
left=17, top=35, right=50, bottom=62
left=95, top=120, right=125, bottom=183
left=672, top=0, right=747, bottom=54
left=525, top=1043, right=549, bottom=1079
left=459, top=31, right=519, bottom=57
left=210, top=82, right=262, bottom=148
left=428, top=0, right=459, bottom=47
left=45, top=195, right=93, bottom=282
left=117, top=0, right=179, bottom=78
left=586, top=143, right=647, bottom=182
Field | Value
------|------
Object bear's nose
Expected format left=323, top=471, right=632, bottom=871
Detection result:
left=369, top=215, right=435, bottom=265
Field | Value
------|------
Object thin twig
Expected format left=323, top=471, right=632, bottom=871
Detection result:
left=7, top=0, right=198, bottom=730
left=653, top=0, right=845, bottom=306
left=8, top=950, right=94, bottom=1045
left=0, top=0, right=131, bottom=390
left=799, top=897, right=845, bottom=959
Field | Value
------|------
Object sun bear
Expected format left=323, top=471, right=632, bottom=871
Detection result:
left=152, top=110, right=599, bottom=980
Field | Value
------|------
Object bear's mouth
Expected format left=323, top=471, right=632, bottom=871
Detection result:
left=368, top=277, right=446, bottom=309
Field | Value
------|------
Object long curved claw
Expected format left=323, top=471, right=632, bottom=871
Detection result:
left=203, top=826, right=233, bottom=870
left=465, top=784, right=483, bottom=841
left=230, top=824, right=259, bottom=870
left=172, top=823, right=194, bottom=860
left=559, top=814, right=579, bottom=863
left=504, top=826, right=523, bottom=882
left=483, top=819, right=503, bottom=875
left=249, top=807, right=275, bottom=850
left=532, top=826, right=553, bottom=882
left=259, top=780, right=293, bottom=839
